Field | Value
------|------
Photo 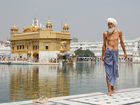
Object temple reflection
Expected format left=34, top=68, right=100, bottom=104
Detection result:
left=9, top=65, right=73, bottom=101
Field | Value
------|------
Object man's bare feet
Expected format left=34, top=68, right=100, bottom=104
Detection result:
left=111, top=86, right=117, bottom=94
left=112, top=90, right=117, bottom=94
left=107, top=92, right=112, bottom=96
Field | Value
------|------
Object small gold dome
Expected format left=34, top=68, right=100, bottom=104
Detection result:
left=27, top=51, right=31, bottom=55
left=46, top=19, right=52, bottom=28
left=59, top=53, right=63, bottom=57
left=23, top=25, right=26, bottom=30
left=63, top=22, right=69, bottom=30
left=64, top=22, right=68, bottom=27
left=72, top=52, right=76, bottom=57
left=13, top=23, right=16, bottom=28
left=11, top=22, right=19, bottom=31
left=23, top=17, right=40, bottom=32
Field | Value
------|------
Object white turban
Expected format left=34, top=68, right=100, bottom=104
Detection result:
left=106, top=18, right=117, bottom=27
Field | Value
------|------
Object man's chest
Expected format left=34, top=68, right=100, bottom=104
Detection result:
left=107, top=32, right=119, bottom=41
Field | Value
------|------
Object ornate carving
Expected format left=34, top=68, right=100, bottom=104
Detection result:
left=44, top=40, right=51, bottom=44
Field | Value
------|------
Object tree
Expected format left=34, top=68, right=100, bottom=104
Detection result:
left=74, top=49, right=96, bottom=57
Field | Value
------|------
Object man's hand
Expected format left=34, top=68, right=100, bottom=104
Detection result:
left=124, top=53, right=127, bottom=60
left=102, top=55, right=104, bottom=62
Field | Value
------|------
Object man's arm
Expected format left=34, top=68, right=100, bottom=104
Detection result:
left=102, top=32, right=107, bottom=61
left=119, top=30, right=127, bottom=60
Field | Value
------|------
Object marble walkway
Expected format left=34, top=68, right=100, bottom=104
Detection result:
left=0, top=87, right=140, bottom=105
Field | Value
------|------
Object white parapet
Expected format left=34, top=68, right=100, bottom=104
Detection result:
left=39, top=51, right=60, bottom=63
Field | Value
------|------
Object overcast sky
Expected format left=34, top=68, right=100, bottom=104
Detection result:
left=0, top=0, right=140, bottom=42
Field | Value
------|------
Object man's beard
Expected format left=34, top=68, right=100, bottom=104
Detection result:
left=108, top=27, right=115, bottom=34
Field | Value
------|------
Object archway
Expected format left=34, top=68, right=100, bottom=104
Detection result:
left=33, top=52, right=39, bottom=62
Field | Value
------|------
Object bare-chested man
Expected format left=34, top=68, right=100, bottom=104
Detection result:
left=102, top=18, right=127, bottom=96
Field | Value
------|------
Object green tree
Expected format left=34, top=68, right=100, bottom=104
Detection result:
left=74, top=49, right=95, bottom=57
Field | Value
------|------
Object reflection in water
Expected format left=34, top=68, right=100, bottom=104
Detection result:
left=0, top=63, right=140, bottom=103
left=116, top=63, right=140, bottom=90
left=9, top=65, right=70, bottom=101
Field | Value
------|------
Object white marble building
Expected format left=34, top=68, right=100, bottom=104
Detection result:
left=70, top=36, right=140, bottom=62
left=0, top=41, right=11, bottom=59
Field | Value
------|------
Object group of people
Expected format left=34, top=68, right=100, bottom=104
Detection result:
left=1, top=57, right=58, bottom=63
left=49, top=58, right=57, bottom=63
left=76, top=58, right=102, bottom=63
left=0, top=57, right=10, bottom=61
left=31, top=57, right=58, bottom=63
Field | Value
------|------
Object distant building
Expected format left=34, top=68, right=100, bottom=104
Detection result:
left=70, top=36, right=140, bottom=62
left=71, top=37, right=78, bottom=42
left=0, top=41, right=11, bottom=58
left=5, top=41, right=11, bottom=47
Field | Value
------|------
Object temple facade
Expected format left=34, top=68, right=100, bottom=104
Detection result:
left=10, top=17, right=71, bottom=62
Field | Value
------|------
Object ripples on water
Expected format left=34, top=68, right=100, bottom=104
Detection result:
left=0, top=63, right=140, bottom=103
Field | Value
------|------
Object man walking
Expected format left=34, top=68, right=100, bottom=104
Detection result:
left=102, top=18, right=127, bottom=96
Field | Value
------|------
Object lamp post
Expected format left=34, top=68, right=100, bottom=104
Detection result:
left=72, top=52, right=76, bottom=65
left=59, top=53, right=63, bottom=65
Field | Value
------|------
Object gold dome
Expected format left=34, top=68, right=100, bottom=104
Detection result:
left=23, top=25, right=26, bottom=30
left=11, top=22, right=19, bottom=31
left=59, top=53, right=63, bottom=57
left=23, top=17, right=39, bottom=32
left=46, top=19, right=52, bottom=28
left=27, top=51, right=31, bottom=55
left=64, top=22, right=68, bottom=27
left=72, top=52, right=76, bottom=57
left=63, top=22, right=69, bottom=30
left=13, top=23, right=16, bottom=28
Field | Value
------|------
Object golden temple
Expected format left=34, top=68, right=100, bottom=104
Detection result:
left=10, top=17, right=71, bottom=61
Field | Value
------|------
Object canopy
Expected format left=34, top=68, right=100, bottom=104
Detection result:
left=56, top=52, right=72, bottom=56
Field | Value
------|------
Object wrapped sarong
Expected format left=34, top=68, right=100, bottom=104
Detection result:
left=104, top=47, right=119, bottom=86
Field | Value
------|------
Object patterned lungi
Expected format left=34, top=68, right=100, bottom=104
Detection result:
left=104, top=47, right=119, bottom=86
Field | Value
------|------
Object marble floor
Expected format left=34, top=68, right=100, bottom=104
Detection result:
left=0, top=87, right=140, bottom=105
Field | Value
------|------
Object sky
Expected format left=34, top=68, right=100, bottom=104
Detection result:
left=0, top=0, right=140, bottom=42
